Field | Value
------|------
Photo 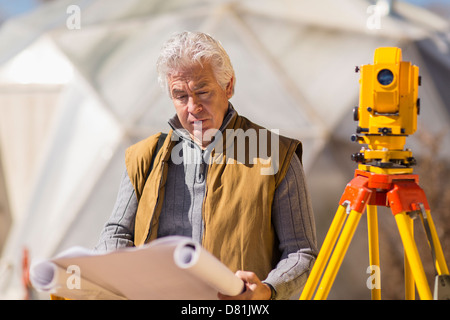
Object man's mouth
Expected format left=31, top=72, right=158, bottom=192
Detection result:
left=192, top=119, right=209, bottom=127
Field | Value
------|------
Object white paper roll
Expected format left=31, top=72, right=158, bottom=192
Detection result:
left=174, top=240, right=244, bottom=296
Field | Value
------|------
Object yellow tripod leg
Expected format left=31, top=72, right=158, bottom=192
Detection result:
left=314, top=209, right=362, bottom=300
left=300, top=205, right=347, bottom=300
left=421, top=208, right=449, bottom=276
left=404, top=215, right=415, bottom=300
left=395, top=212, right=433, bottom=300
left=367, top=205, right=381, bottom=300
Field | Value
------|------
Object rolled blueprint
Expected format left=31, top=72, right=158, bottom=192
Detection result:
left=174, top=240, right=244, bottom=296
left=29, top=236, right=245, bottom=300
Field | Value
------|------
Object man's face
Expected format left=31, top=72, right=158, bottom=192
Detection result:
left=168, top=62, right=233, bottom=147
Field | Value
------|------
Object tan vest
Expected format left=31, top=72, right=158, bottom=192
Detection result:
left=125, top=113, right=302, bottom=280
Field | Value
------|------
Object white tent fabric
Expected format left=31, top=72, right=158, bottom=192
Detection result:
left=0, top=0, right=449, bottom=299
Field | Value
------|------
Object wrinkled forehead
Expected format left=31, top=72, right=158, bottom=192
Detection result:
left=168, top=63, right=217, bottom=89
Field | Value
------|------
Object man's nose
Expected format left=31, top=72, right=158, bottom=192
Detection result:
left=187, top=95, right=202, bottom=113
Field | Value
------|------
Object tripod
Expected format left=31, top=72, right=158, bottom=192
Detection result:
left=300, top=164, right=450, bottom=300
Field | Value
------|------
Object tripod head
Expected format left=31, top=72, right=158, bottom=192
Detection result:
left=351, top=47, right=421, bottom=168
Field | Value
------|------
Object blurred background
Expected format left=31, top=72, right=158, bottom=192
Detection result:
left=0, top=0, right=449, bottom=300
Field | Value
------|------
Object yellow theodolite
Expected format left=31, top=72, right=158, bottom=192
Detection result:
left=351, top=47, right=419, bottom=172
left=300, top=47, right=450, bottom=300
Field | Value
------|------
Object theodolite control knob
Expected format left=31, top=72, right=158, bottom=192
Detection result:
left=351, top=152, right=365, bottom=163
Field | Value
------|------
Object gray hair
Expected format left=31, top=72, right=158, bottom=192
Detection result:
left=156, top=31, right=235, bottom=97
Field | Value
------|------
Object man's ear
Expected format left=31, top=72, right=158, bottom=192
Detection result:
left=225, top=76, right=234, bottom=99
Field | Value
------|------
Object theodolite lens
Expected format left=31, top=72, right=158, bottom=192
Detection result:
left=377, top=69, right=394, bottom=85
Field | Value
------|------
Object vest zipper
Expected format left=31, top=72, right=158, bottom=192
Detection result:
left=201, top=150, right=214, bottom=246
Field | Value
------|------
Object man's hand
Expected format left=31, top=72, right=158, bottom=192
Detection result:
left=218, top=270, right=272, bottom=300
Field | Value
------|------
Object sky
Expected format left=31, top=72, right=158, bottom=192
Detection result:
left=404, top=0, right=449, bottom=5
left=0, top=0, right=39, bottom=18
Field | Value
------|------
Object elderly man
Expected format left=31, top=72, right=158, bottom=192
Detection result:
left=95, top=31, right=317, bottom=300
